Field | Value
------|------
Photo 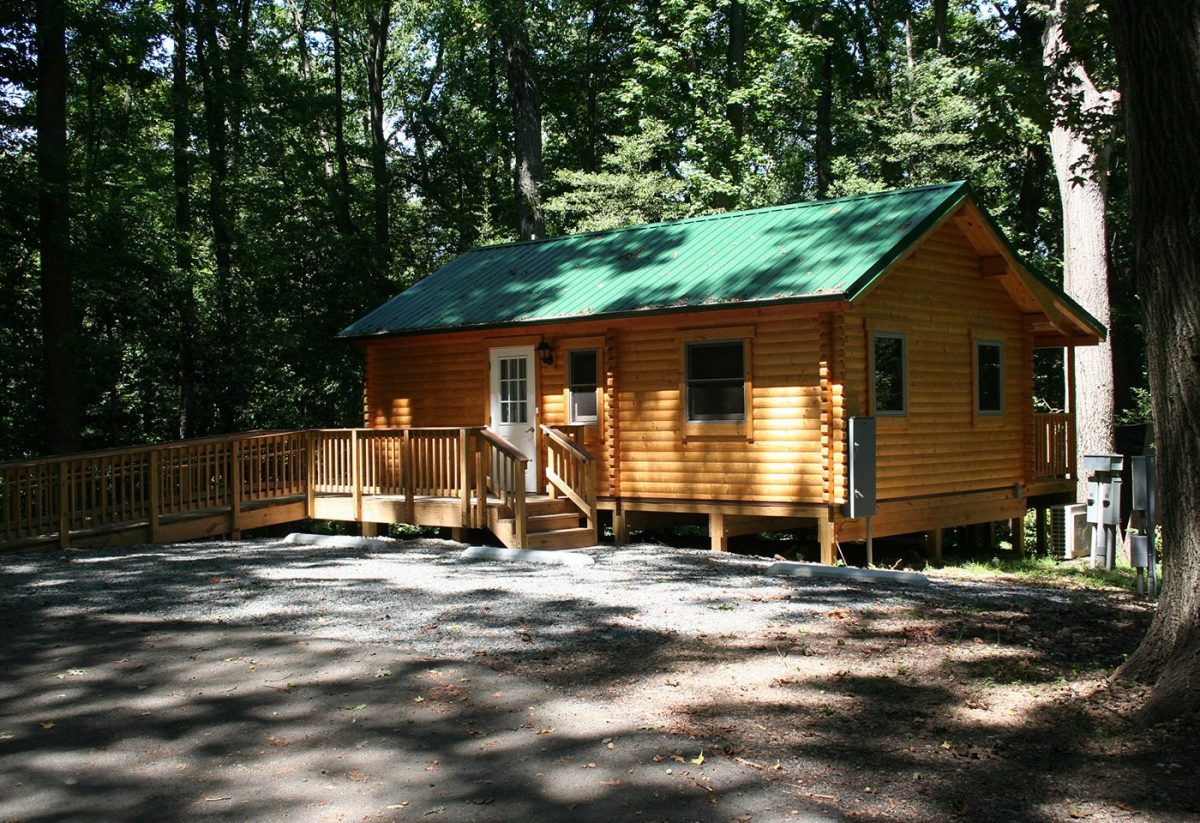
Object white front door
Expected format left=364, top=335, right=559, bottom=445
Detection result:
left=489, top=346, right=538, bottom=492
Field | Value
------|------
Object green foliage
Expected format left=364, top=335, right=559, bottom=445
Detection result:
left=0, top=0, right=1136, bottom=460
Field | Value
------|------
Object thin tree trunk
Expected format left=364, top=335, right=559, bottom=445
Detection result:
left=496, top=0, right=544, bottom=240
left=35, top=0, right=79, bottom=454
left=813, top=10, right=833, bottom=199
left=933, top=0, right=948, bottom=53
left=1043, top=2, right=1118, bottom=502
left=367, top=0, right=391, bottom=265
left=331, top=0, right=355, bottom=235
left=173, top=0, right=197, bottom=438
left=1106, top=0, right=1200, bottom=723
left=725, top=0, right=746, bottom=186
left=196, top=0, right=236, bottom=432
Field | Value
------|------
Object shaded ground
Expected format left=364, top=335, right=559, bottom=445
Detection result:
left=1, top=537, right=1196, bottom=822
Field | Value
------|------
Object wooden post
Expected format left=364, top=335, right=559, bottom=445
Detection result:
left=1035, top=506, right=1047, bottom=555
left=474, top=432, right=485, bottom=528
left=450, top=527, right=465, bottom=542
left=459, top=428, right=470, bottom=527
left=613, top=507, right=629, bottom=545
left=931, top=527, right=944, bottom=566
left=149, top=450, right=161, bottom=543
left=818, top=515, right=835, bottom=565
left=1011, top=515, right=1026, bottom=557
left=57, top=461, right=69, bottom=548
left=514, top=464, right=527, bottom=548
left=986, top=521, right=996, bottom=551
left=710, top=511, right=728, bottom=552
left=351, top=429, right=362, bottom=524
left=402, top=428, right=414, bottom=524
left=230, top=439, right=242, bottom=538
left=305, top=432, right=315, bottom=518
left=361, top=521, right=378, bottom=538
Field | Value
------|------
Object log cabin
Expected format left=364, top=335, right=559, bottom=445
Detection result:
left=336, top=181, right=1103, bottom=561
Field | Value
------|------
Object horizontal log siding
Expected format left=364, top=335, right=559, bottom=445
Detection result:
left=365, top=337, right=487, bottom=428
left=616, top=316, right=825, bottom=504
left=841, top=220, right=1028, bottom=533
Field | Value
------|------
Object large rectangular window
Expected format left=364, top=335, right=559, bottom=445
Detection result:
left=976, top=340, right=1003, bottom=414
left=872, top=332, right=906, bottom=415
left=568, top=349, right=599, bottom=424
left=686, top=340, right=745, bottom=421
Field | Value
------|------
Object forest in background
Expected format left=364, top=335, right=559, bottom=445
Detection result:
left=0, top=0, right=1142, bottom=460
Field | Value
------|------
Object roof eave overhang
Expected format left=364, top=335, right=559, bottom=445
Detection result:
left=335, top=292, right=853, bottom=345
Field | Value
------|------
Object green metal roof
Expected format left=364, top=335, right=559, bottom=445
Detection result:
left=338, top=181, right=1102, bottom=340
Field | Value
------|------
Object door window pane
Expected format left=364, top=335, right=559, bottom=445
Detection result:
left=499, top=356, right=528, bottom=424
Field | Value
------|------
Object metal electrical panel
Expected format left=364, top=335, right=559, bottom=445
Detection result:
left=1132, top=455, right=1156, bottom=517
left=843, top=416, right=877, bottom=519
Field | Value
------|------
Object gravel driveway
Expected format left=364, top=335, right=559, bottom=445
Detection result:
left=1, top=536, right=1191, bottom=822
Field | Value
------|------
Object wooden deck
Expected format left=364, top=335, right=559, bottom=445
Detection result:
left=0, top=427, right=598, bottom=553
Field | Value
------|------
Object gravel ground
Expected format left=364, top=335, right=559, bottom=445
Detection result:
left=1, top=536, right=1194, bottom=822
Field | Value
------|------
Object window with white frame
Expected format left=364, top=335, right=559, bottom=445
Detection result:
left=568, top=349, right=599, bottom=424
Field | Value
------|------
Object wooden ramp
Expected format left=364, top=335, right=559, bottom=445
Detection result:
left=0, top=427, right=598, bottom=554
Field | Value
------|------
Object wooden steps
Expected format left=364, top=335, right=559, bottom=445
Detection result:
left=489, top=496, right=597, bottom=551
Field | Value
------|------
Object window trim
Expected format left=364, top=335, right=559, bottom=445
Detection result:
left=974, top=338, right=1005, bottom=416
left=678, top=326, right=755, bottom=441
left=566, top=347, right=600, bottom=425
left=870, top=331, right=908, bottom=417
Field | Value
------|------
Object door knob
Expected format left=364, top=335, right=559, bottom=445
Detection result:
left=526, top=427, right=535, bottom=433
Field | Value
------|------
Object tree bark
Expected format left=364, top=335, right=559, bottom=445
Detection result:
left=813, top=10, right=833, bottom=199
left=35, top=0, right=79, bottom=454
left=725, top=0, right=746, bottom=186
left=1106, top=0, right=1200, bottom=723
left=196, top=0, right=236, bottom=432
left=1043, top=2, right=1118, bottom=502
left=367, top=0, right=392, bottom=266
left=173, top=0, right=197, bottom=439
left=933, top=0, right=948, bottom=54
left=495, top=0, right=544, bottom=241
left=330, top=0, right=356, bottom=235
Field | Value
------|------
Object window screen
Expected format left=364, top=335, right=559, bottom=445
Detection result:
left=873, top=333, right=906, bottom=415
left=977, top=341, right=1003, bottom=413
left=568, top=349, right=599, bottom=423
left=686, top=340, right=745, bottom=421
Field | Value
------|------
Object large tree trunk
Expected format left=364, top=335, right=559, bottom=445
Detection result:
left=725, top=0, right=746, bottom=188
left=813, top=9, right=833, bottom=199
left=496, top=0, right=544, bottom=241
left=1043, top=2, right=1118, bottom=502
left=35, top=0, right=80, bottom=454
left=330, top=0, right=356, bottom=235
left=173, top=0, right=197, bottom=439
left=367, top=0, right=391, bottom=268
left=1106, top=0, right=1200, bottom=724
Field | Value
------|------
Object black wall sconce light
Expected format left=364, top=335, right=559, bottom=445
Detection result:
left=535, top=340, right=554, bottom=366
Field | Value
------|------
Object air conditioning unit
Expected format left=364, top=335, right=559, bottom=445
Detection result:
left=1051, top=504, right=1090, bottom=559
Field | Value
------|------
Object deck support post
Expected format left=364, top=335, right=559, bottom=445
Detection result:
left=459, top=428, right=471, bottom=528
left=305, top=432, right=315, bottom=518
left=709, top=511, right=728, bottom=552
left=929, top=527, right=943, bottom=566
left=450, top=527, right=466, bottom=543
left=230, top=439, right=242, bottom=537
left=361, top=522, right=378, bottom=538
left=57, top=462, right=69, bottom=549
left=402, top=429, right=415, bottom=525
left=818, top=516, right=835, bottom=565
left=986, top=521, right=996, bottom=551
left=1035, top=506, right=1047, bottom=555
left=613, top=506, right=629, bottom=545
left=351, top=429, right=362, bottom=524
left=149, top=450, right=161, bottom=543
left=1011, top=515, right=1025, bottom=557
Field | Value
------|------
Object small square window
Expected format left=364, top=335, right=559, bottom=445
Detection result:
left=568, top=349, right=599, bottom=424
left=686, top=340, right=745, bottom=422
left=977, top=341, right=1003, bottom=414
left=873, top=333, right=906, bottom=415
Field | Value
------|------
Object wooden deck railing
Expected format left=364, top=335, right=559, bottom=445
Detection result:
left=479, top=428, right=529, bottom=548
left=1, top=424, right=590, bottom=552
left=542, top=425, right=597, bottom=534
left=1033, top=412, right=1074, bottom=479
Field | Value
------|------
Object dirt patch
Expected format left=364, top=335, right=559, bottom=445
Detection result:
left=1, top=538, right=1196, bottom=822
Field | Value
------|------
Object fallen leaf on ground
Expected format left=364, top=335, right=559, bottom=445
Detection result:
left=691, top=751, right=705, bottom=765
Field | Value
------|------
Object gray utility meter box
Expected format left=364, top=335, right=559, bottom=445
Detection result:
left=843, top=417, right=877, bottom=519
left=1132, top=455, right=1156, bottom=515
left=1086, top=477, right=1121, bottom=526
left=1083, top=454, right=1125, bottom=475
